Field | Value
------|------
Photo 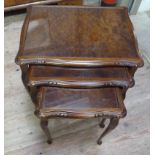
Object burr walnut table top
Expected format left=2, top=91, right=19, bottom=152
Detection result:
left=28, top=66, right=134, bottom=88
left=37, top=87, right=126, bottom=118
left=16, top=5, right=143, bottom=67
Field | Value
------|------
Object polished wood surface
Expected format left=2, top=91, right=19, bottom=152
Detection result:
left=58, top=0, right=82, bottom=5
left=14, top=5, right=144, bottom=145
left=28, top=65, right=134, bottom=88
left=5, top=0, right=16, bottom=7
left=35, top=87, right=126, bottom=144
left=4, top=0, right=83, bottom=12
left=36, top=87, right=126, bottom=118
left=4, top=0, right=59, bottom=7
left=15, top=5, right=144, bottom=67
left=15, top=0, right=38, bottom=5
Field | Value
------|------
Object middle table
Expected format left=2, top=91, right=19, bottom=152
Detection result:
left=28, top=66, right=134, bottom=88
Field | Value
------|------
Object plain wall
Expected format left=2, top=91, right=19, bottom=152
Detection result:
left=138, top=0, right=150, bottom=12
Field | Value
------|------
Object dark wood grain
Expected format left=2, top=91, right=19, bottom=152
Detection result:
left=36, top=86, right=125, bottom=145
left=28, top=65, right=134, bottom=88
left=15, top=0, right=39, bottom=5
left=5, top=0, right=83, bottom=11
left=58, top=0, right=82, bottom=5
left=14, top=5, right=144, bottom=145
left=15, top=5, right=144, bottom=67
left=36, top=87, right=126, bottom=119
left=5, top=0, right=16, bottom=7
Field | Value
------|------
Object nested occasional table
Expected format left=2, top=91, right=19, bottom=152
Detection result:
left=15, top=5, right=144, bottom=145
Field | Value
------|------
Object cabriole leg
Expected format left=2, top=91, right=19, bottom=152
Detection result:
left=20, top=65, right=29, bottom=91
left=97, top=117, right=119, bottom=145
left=40, top=118, right=52, bottom=144
left=99, top=118, right=106, bottom=128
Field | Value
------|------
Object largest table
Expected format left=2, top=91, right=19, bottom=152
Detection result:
left=15, top=5, right=143, bottom=68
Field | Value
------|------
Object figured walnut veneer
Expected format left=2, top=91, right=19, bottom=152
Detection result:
left=28, top=66, right=134, bottom=88
left=15, top=6, right=144, bottom=145
left=35, top=87, right=126, bottom=144
left=36, top=87, right=126, bottom=118
left=15, top=5, right=143, bottom=67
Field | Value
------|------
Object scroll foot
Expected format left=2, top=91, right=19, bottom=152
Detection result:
left=97, top=117, right=119, bottom=145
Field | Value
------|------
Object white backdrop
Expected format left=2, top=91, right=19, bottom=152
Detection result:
left=138, top=0, right=150, bottom=12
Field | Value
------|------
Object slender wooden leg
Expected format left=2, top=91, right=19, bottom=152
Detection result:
left=29, top=87, right=38, bottom=105
left=99, top=118, right=106, bottom=128
left=122, top=89, right=126, bottom=99
left=20, top=65, right=39, bottom=105
left=122, top=87, right=128, bottom=99
left=40, top=118, right=52, bottom=144
left=97, top=117, right=119, bottom=145
left=20, top=65, right=29, bottom=91
left=128, top=67, right=136, bottom=77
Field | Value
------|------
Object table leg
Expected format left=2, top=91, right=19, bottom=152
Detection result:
left=20, top=65, right=29, bottom=91
left=20, top=65, right=38, bottom=104
left=128, top=67, right=137, bottom=77
left=122, top=87, right=127, bottom=99
left=97, top=117, right=119, bottom=145
left=40, top=118, right=52, bottom=144
left=99, top=118, right=106, bottom=128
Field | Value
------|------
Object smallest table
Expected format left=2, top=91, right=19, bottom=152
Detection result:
left=35, top=87, right=126, bottom=145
